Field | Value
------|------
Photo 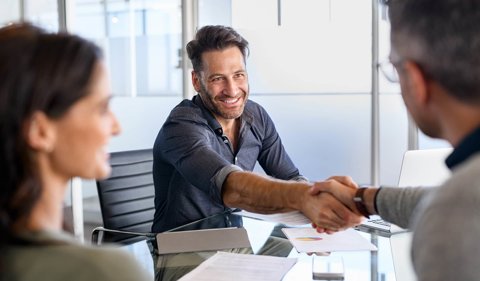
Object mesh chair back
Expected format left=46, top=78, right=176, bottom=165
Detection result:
left=96, top=149, right=155, bottom=244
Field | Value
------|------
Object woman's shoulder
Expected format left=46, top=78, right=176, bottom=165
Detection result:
left=59, top=244, right=152, bottom=281
left=7, top=242, right=152, bottom=281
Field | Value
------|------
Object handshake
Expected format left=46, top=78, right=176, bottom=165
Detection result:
left=302, top=176, right=378, bottom=234
left=224, top=171, right=379, bottom=233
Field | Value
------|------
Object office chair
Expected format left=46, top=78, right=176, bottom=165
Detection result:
left=92, top=148, right=156, bottom=245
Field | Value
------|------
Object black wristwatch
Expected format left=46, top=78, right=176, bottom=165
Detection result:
left=353, top=187, right=371, bottom=218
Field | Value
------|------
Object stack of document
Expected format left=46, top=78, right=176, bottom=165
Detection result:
left=282, top=228, right=377, bottom=253
left=178, top=252, right=297, bottom=281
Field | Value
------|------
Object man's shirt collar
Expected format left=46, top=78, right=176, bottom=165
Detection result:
left=446, top=126, right=480, bottom=169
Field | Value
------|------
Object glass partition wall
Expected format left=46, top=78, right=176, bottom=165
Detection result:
left=73, top=0, right=183, bottom=97
left=0, top=0, right=182, bottom=97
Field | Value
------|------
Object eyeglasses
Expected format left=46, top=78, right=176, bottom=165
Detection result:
left=378, top=60, right=400, bottom=83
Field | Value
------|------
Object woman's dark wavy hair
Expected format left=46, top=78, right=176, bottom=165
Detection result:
left=0, top=23, right=102, bottom=265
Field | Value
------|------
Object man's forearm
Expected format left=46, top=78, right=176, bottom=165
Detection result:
left=222, top=171, right=311, bottom=214
left=374, top=187, right=428, bottom=228
left=224, top=171, right=363, bottom=230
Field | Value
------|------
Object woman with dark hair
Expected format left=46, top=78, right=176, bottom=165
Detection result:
left=0, top=23, right=150, bottom=281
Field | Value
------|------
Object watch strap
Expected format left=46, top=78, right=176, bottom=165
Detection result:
left=353, top=187, right=371, bottom=218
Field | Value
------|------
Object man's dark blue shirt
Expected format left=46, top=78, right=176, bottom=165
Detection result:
left=152, top=95, right=306, bottom=232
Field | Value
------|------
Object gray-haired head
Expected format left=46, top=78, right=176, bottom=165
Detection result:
left=387, top=0, right=480, bottom=103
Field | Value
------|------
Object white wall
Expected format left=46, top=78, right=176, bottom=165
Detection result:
left=233, top=0, right=380, bottom=185
left=0, top=0, right=20, bottom=24
left=109, top=96, right=182, bottom=151
left=253, top=94, right=371, bottom=183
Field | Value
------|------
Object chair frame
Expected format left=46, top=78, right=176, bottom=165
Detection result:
left=91, top=226, right=155, bottom=245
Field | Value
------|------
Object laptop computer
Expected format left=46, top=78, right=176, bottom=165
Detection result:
left=357, top=148, right=453, bottom=235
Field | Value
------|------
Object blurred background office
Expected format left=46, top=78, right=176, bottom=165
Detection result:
left=0, top=0, right=449, bottom=239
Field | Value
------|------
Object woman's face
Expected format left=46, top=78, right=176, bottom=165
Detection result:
left=48, top=62, right=120, bottom=180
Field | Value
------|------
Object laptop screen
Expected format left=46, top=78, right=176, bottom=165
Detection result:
left=397, top=148, right=452, bottom=187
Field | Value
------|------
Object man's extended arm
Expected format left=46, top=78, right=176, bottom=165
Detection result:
left=222, top=171, right=362, bottom=231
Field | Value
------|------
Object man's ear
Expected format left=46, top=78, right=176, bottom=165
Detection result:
left=192, top=70, right=202, bottom=92
left=402, top=61, right=430, bottom=106
left=25, top=111, right=56, bottom=153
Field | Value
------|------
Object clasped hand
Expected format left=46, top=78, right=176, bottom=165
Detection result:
left=301, top=176, right=363, bottom=234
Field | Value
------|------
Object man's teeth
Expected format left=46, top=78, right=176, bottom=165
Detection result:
left=223, top=98, right=239, bottom=104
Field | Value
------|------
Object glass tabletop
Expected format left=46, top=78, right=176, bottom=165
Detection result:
left=122, top=211, right=403, bottom=281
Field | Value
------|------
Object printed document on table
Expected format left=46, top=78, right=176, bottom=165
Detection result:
left=237, top=210, right=310, bottom=226
left=282, top=228, right=378, bottom=253
left=178, top=252, right=297, bottom=281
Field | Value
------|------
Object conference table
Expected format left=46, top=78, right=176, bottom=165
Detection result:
left=122, top=211, right=404, bottom=281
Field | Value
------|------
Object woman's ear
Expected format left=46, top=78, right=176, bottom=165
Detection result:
left=25, top=111, right=56, bottom=153
left=402, top=61, right=430, bottom=106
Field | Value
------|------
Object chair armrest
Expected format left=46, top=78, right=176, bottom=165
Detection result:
left=91, top=226, right=155, bottom=245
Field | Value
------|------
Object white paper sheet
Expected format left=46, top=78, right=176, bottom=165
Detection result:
left=237, top=210, right=311, bottom=226
left=282, top=228, right=378, bottom=253
left=178, top=252, right=297, bottom=281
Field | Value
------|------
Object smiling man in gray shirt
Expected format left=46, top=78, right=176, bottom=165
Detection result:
left=152, top=25, right=361, bottom=233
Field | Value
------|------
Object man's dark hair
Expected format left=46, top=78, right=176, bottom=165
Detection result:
left=388, top=0, right=480, bottom=103
left=186, top=25, right=249, bottom=72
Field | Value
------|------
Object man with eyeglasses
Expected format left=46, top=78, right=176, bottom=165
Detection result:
left=151, top=25, right=361, bottom=233
left=311, top=0, right=480, bottom=280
